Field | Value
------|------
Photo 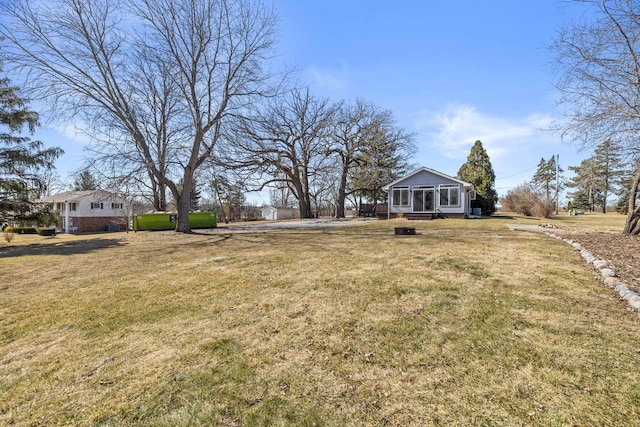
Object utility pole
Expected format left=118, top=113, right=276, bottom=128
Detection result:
left=556, top=154, right=560, bottom=215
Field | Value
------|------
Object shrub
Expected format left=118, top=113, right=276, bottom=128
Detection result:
left=12, top=227, right=37, bottom=234
left=500, top=183, right=554, bottom=218
left=2, top=227, right=14, bottom=243
left=37, top=228, right=56, bottom=236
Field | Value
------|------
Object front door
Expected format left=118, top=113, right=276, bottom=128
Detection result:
left=413, top=188, right=435, bottom=212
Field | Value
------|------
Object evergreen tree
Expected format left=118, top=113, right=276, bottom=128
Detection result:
left=73, top=170, right=99, bottom=191
left=592, top=140, right=627, bottom=212
left=567, top=158, right=600, bottom=212
left=615, top=190, right=630, bottom=214
left=1, top=64, right=62, bottom=224
left=531, top=155, right=564, bottom=204
left=457, top=140, right=498, bottom=215
left=615, top=173, right=640, bottom=215
left=567, top=141, right=627, bottom=213
left=176, top=177, right=201, bottom=211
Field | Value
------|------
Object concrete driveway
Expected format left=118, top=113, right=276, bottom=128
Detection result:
left=207, top=218, right=376, bottom=232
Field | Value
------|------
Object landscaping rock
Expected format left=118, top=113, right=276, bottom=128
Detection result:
left=604, top=277, right=625, bottom=288
left=628, top=296, right=640, bottom=311
left=524, top=226, right=640, bottom=313
left=593, top=260, right=609, bottom=269
left=614, top=283, right=629, bottom=294
left=600, top=268, right=616, bottom=279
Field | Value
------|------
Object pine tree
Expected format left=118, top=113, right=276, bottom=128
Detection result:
left=457, top=140, right=498, bottom=215
left=592, top=140, right=627, bottom=213
left=73, top=170, right=99, bottom=191
left=1, top=65, right=62, bottom=224
left=531, top=156, right=563, bottom=204
left=567, top=141, right=627, bottom=213
left=567, top=158, right=600, bottom=212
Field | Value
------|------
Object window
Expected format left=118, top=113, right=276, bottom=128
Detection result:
left=111, top=202, right=123, bottom=209
left=56, top=202, right=65, bottom=212
left=413, top=186, right=435, bottom=212
left=392, top=187, right=409, bottom=206
left=69, top=202, right=78, bottom=211
left=439, top=185, right=460, bottom=207
left=91, top=202, right=103, bottom=209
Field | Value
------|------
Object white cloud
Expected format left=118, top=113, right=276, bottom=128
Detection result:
left=413, top=103, right=555, bottom=162
left=306, top=61, right=350, bottom=91
left=51, top=121, right=92, bottom=146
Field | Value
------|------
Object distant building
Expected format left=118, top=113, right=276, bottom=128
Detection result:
left=41, top=190, right=130, bottom=232
left=261, top=206, right=298, bottom=221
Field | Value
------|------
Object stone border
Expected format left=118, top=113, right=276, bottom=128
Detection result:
left=544, top=231, right=640, bottom=312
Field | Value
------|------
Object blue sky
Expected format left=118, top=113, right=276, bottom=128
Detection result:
left=36, top=0, right=592, bottom=202
left=275, top=0, right=590, bottom=198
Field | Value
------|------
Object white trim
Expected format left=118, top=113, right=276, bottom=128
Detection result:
left=383, top=167, right=473, bottom=190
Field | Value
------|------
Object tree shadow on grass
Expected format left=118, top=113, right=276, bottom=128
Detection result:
left=0, top=238, right=126, bottom=258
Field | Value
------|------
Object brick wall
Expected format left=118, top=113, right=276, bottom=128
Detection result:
left=58, top=216, right=128, bottom=233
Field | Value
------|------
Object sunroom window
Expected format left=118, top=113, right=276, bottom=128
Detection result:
left=439, top=185, right=460, bottom=207
left=392, top=187, right=409, bottom=206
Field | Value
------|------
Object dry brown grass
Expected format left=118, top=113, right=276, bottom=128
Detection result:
left=2, top=215, right=640, bottom=426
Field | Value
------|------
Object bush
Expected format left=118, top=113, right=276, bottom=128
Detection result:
left=500, top=183, right=555, bottom=218
left=12, top=227, right=37, bottom=234
left=37, top=228, right=56, bottom=236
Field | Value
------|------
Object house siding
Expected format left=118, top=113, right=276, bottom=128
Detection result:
left=42, top=190, right=130, bottom=233
left=383, top=167, right=474, bottom=219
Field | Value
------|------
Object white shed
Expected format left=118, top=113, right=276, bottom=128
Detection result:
left=261, top=206, right=298, bottom=221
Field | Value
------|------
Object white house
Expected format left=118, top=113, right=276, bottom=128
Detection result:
left=41, top=190, right=130, bottom=233
left=382, top=167, right=476, bottom=219
left=261, top=206, right=298, bottom=221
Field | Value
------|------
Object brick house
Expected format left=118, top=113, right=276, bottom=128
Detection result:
left=41, top=190, right=130, bottom=233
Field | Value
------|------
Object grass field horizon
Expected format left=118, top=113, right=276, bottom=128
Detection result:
left=2, top=213, right=639, bottom=425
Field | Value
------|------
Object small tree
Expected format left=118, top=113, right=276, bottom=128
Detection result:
left=73, top=170, right=99, bottom=191
left=457, top=140, right=498, bottom=215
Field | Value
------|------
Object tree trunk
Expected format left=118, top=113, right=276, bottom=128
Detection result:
left=294, top=167, right=314, bottom=218
left=623, top=163, right=640, bottom=235
left=175, top=170, right=194, bottom=233
left=335, top=164, right=349, bottom=219
left=150, top=176, right=167, bottom=211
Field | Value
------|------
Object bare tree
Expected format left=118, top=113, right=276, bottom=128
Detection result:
left=552, top=0, right=640, bottom=234
left=231, top=88, right=338, bottom=218
left=330, top=100, right=415, bottom=218
left=0, top=0, right=278, bottom=232
left=268, top=172, right=295, bottom=207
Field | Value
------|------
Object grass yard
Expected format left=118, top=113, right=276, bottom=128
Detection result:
left=2, top=213, right=640, bottom=426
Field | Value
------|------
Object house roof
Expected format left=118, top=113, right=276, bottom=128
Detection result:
left=382, top=167, right=474, bottom=191
left=40, top=190, right=122, bottom=203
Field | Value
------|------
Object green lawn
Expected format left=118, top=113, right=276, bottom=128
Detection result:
left=1, top=213, right=639, bottom=426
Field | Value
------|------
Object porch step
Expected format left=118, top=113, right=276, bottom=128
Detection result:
left=405, top=213, right=436, bottom=220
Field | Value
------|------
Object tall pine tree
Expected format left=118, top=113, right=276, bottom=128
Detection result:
left=531, top=156, right=563, bottom=204
left=592, top=140, right=627, bottom=213
left=457, top=140, right=498, bottom=215
left=73, top=170, right=99, bottom=191
left=567, top=158, right=600, bottom=211
left=1, top=64, right=62, bottom=224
